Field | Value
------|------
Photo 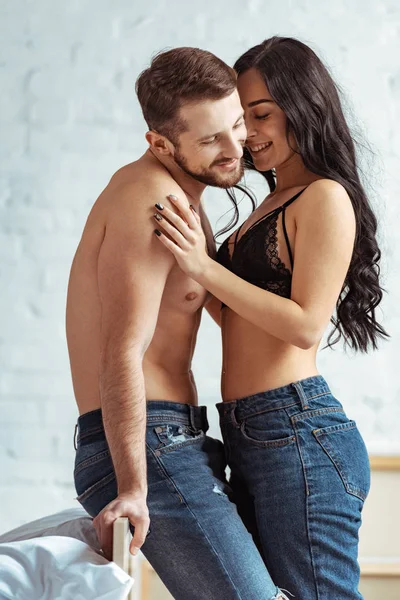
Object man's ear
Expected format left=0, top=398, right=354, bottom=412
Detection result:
left=146, top=131, right=175, bottom=156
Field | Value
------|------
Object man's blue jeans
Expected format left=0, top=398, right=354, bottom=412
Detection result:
left=217, top=375, right=370, bottom=600
left=74, top=401, right=284, bottom=600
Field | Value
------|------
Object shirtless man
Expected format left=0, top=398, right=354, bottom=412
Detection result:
left=67, top=48, right=281, bottom=599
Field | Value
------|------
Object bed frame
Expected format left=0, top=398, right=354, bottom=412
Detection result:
left=113, top=517, right=136, bottom=600
left=112, top=517, right=168, bottom=600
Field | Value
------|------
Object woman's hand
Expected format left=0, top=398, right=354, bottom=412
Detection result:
left=153, top=194, right=211, bottom=280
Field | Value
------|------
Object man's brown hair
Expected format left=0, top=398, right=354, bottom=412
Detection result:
left=136, top=47, right=237, bottom=143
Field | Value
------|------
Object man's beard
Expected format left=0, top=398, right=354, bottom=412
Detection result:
left=174, top=148, right=244, bottom=188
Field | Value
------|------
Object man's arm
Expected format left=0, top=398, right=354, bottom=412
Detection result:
left=94, top=184, right=175, bottom=558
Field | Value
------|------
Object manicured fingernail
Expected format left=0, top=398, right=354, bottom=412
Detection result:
left=154, top=213, right=163, bottom=221
left=154, top=229, right=162, bottom=236
left=168, top=195, right=178, bottom=201
left=155, top=203, right=164, bottom=210
left=190, top=204, right=196, bottom=212
left=131, top=547, right=139, bottom=556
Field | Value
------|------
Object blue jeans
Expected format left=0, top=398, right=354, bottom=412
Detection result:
left=217, top=375, right=370, bottom=600
left=74, top=402, right=284, bottom=600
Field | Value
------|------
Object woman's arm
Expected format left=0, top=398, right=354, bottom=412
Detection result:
left=153, top=181, right=356, bottom=348
left=205, top=295, right=222, bottom=326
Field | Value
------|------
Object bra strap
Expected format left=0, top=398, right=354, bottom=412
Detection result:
left=282, top=208, right=294, bottom=270
left=281, top=186, right=308, bottom=210
left=280, top=186, right=309, bottom=270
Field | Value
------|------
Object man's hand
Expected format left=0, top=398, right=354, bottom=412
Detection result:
left=92, top=492, right=150, bottom=560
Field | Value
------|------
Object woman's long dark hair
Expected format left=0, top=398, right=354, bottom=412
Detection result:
left=226, top=36, right=388, bottom=353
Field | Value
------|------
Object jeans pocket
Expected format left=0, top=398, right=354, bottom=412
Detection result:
left=238, top=409, right=296, bottom=448
left=240, top=423, right=296, bottom=448
left=74, top=446, right=111, bottom=475
left=313, top=421, right=370, bottom=501
left=151, top=423, right=205, bottom=455
left=74, top=442, right=116, bottom=516
left=76, top=471, right=117, bottom=517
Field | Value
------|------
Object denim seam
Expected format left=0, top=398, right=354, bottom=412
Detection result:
left=240, top=422, right=296, bottom=448
left=306, top=493, right=321, bottom=599
left=147, top=443, right=244, bottom=598
left=76, top=470, right=115, bottom=503
left=313, top=421, right=356, bottom=436
left=292, top=419, right=309, bottom=497
left=146, top=443, right=186, bottom=503
left=306, top=391, right=331, bottom=401
left=236, top=401, right=299, bottom=420
left=153, top=431, right=205, bottom=455
left=147, top=416, right=191, bottom=424
left=181, top=504, right=244, bottom=599
left=292, top=418, right=320, bottom=598
left=291, top=407, right=344, bottom=423
left=74, top=449, right=111, bottom=475
left=77, top=425, right=105, bottom=440
left=313, top=430, right=367, bottom=501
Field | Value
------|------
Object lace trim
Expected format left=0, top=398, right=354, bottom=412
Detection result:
left=264, top=213, right=292, bottom=278
left=216, top=211, right=292, bottom=299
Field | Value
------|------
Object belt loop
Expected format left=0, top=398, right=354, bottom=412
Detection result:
left=201, top=406, right=209, bottom=433
left=292, top=381, right=309, bottom=410
left=73, top=423, right=78, bottom=451
left=189, top=405, right=197, bottom=430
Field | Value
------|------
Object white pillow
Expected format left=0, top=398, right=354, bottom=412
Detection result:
left=0, top=536, right=133, bottom=600
left=0, top=507, right=100, bottom=550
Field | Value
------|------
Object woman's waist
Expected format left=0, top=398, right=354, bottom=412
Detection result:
left=221, top=337, right=318, bottom=402
left=221, top=365, right=320, bottom=403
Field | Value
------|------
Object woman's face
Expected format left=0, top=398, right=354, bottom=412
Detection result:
left=237, top=68, right=297, bottom=172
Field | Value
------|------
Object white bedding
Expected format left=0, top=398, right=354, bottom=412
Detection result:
left=0, top=507, right=99, bottom=547
left=0, top=509, right=134, bottom=600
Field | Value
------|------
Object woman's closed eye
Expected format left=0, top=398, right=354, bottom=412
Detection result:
left=255, top=113, right=270, bottom=120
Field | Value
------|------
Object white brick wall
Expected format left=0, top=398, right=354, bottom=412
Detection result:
left=1, top=0, right=399, bottom=532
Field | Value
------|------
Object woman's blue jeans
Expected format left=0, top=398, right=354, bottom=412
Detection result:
left=217, top=375, right=370, bottom=600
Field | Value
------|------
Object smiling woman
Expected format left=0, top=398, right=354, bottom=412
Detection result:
left=154, top=36, right=388, bottom=600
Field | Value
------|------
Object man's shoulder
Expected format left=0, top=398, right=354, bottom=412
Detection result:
left=108, top=159, right=185, bottom=207
left=99, top=161, right=183, bottom=252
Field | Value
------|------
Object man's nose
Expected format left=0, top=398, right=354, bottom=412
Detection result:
left=224, top=136, right=244, bottom=159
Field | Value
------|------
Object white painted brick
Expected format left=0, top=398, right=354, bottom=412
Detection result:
left=0, top=206, right=55, bottom=235
left=0, top=234, right=23, bottom=262
left=1, top=0, right=399, bottom=534
left=1, top=454, right=75, bottom=488
left=21, top=234, right=78, bottom=262
left=0, top=371, right=73, bottom=396
left=0, top=400, right=42, bottom=425
left=0, top=485, right=78, bottom=533
left=0, top=343, right=69, bottom=371
left=0, top=427, right=75, bottom=461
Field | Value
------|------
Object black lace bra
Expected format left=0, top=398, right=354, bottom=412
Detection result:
left=216, top=188, right=307, bottom=307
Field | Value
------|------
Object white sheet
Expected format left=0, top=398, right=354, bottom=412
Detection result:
left=0, top=507, right=99, bottom=549
left=0, top=509, right=134, bottom=600
left=0, top=536, right=133, bottom=600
